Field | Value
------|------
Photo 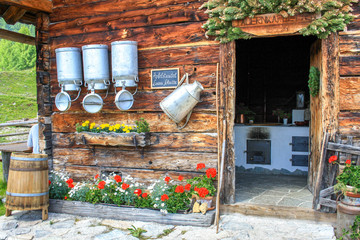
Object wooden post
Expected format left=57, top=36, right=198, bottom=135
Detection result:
left=312, top=132, right=329, bottom=209
left=219, top=41, right=236, bottom=204
left=216, top=120, right=226, bottom=232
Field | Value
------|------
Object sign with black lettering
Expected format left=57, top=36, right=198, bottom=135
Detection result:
left=151, top=68, right=179, bottom=89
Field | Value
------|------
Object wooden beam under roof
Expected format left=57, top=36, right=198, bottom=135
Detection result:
left=0, top=28, right=35, bottom=45
left=2, top=6, right=27, bottom=24
left=0, top=0, right=52, bottom=13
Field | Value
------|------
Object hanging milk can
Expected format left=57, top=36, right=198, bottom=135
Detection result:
left=82, top=44, right=110, bottom=90
left=160, top=73, right=203, bottom=129
left=55, top=47, right=83, bottom=112
left=111, top=41, right=138, bottom=88
left=55, top=47, right=82, bottom=91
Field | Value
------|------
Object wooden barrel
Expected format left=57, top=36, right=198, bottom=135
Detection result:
left=5, top=153, right=49, bottom=211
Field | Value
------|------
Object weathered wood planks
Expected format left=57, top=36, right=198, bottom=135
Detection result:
left=49, top=199, right=215, bottom=227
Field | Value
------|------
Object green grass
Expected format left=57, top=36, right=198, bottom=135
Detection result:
left=0, top=164, right=6, bottom=216
left=0, top=69, right=37, bottom=123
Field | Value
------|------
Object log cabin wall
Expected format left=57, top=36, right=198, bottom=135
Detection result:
left=47, top=0, right=220, bottom=184
left=339, top=3, right=360, bottom=137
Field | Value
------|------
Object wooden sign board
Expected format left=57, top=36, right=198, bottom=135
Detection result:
left=151, top=68, right=179, bottom=89
left=232, top=13, right=317, bottom=37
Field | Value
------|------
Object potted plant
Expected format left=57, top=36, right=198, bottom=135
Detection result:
left=330, top=156, right=360, bottom=197
left=272, top=109, right=291, bottom=124
left=236, top=103, right=256, bottom=124
left=186, top=163, right=217, bottom=208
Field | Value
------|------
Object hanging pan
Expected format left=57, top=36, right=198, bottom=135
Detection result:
left=55, top=91, right=71, bottom=112
left=82, top=91, right=103, bottom=113
left=115, top=89, right=134, bottom=111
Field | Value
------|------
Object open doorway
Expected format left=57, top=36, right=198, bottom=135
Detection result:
left=234, top=35, right=317, bottom=208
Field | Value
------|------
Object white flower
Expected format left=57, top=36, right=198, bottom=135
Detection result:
left=155, top=198, right=159, bottom=201
left=161, top=203, right=165, bottom=207
left=59, top=183, right=62, bottom=186
left=114, top=192, right=117, bottom=195
left=125, top=192, right=128, bottom=195
left=135, top=183, right=139, bottom=187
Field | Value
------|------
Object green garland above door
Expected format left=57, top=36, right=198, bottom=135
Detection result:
left=200, top=0, right=358, bottom=42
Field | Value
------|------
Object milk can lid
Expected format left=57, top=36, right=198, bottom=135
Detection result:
left=55, top=92, right=71, bottom=112
left=82, top=44, right=108, bottom=50
left=115, top=90, right=134, bottom=111
left=55, top=47, right=81, bottom=53
left=82, top=93, right=103, bottom=113
left=111, top=41, right=137, bottom=46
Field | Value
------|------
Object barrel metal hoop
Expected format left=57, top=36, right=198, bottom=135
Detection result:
left=9, top=167, right=49, bottom=171
left=11, top=156, right=48, bottom=162
left=6, top=191, right=49, bottom=197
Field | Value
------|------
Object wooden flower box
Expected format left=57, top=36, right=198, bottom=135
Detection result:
left=49, top=199, right=215, bottom=227
left=75, top=132, right=151, bottom=148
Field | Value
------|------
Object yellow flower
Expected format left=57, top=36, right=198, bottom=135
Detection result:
left=129, top=126, right=132, bottom=130
left=90, top=122, right=96, bottom=127
left=115, top=124, right=120, bottom=129
left=121, top=124, right=125, bottom=127
left=97, top=127, right=99, bottom=130
left=126, top=130, right=130, bottom=133
left=105, top=123, right=110, bottom=127
left=82, top=123, right=87, bottom=127
left=90, top=126, right=94, bottom=130
left=85, top=120, right=89, bottom=124
left=100, top=124, right=106, bottom=129
left=109, top=126, right=113, bottom=131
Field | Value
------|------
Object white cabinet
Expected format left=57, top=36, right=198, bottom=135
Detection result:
left=234, top=125, right=309, bottom=172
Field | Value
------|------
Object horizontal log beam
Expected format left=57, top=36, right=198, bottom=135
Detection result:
left=327, top=142, right=360, bottom=155
left=1, top=0, right=52, bottom=13
left=0, top=28, right=35, bottom=45
left=0, top=120, right=37, bottom=127
left=2, top=5, right=26, bottom=25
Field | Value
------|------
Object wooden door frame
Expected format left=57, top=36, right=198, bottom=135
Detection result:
left=219, top=34, right=339, bottom=205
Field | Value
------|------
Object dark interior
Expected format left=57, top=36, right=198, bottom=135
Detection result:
left=235, top=35, right=317, bottom=123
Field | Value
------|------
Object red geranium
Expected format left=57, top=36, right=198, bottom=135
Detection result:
left=94, top=174, right=99, bottom=179
left=196, top=187, right=209, bottom=198
left=114, top=175, right=122, bottom=183
left=142, top=193, right=148, bottom=198
left=185, top=184, right=191, bottom=191
left=178, top=175, right=184, bottom=181
left=345, top=159, right=351, bottom=165
left=64, top=196, right=67, bottom=200
left=122, top=183, right=130, bottom=190
left=196, top=163, right=205, bottom=170
left=175, top=185, right=184, bottom=193
left=49, top=180, right=51, bottom=185
left=98, top=181, right=106, bottom=189
left=66, top=178, right=73, bottom=184
left=329, top=155, right=338, bottom=164
left=164, top=176, right=171, bottom=184
left=134, top=189, right=142, bottom=196
left=161, top=194, right=169, bottom=201
left=206, top=168, right=217, bottom=178
left=68, top=183, right=74, bottom=189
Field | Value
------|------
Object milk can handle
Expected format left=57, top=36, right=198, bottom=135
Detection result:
left=176, top=73, right=189, bottom=89
left=176, top=110, right=192, bottom=130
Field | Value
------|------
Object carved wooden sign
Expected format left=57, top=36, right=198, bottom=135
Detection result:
left=232, top=13, right=317, bottom=36
left=151, top=68, right=179, bottom=89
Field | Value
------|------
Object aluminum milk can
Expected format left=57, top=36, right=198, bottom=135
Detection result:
left=160, top=74, right=203, bottom=129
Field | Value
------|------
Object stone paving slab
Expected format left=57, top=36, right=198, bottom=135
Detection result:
left=0, top=210, right=336, bottom=240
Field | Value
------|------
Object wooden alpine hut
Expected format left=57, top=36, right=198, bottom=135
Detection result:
left=1, top=0, right=360, bottom=221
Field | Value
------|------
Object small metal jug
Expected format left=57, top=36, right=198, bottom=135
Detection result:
left=160, top=73, right=203, bottom=129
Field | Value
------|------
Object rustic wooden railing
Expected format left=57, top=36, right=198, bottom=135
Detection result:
left=0, top=120, right=37, bottom=162
left=313, top=133, right=360, bottom=211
